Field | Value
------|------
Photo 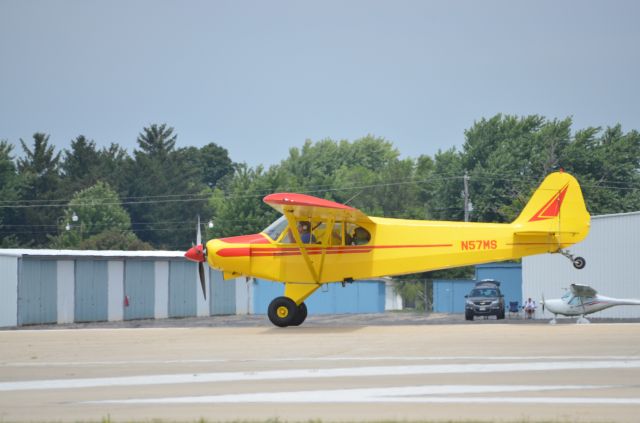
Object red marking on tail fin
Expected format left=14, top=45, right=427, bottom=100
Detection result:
left=529, top=183, right=569, bottom=222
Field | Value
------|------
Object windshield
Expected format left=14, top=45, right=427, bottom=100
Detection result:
left=469, top=288, right=498, bottom=297
left=262, top=216, right=289, bottom=241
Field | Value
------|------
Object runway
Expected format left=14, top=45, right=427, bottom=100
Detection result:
left=1, top=321, right=640, bottom=422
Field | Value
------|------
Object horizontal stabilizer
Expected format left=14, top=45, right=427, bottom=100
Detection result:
left=514, top=230, right=578, bottom=237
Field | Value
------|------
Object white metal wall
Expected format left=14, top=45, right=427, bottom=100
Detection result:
left=0, top=255, right=18, bottom=327
left=523, top=211, right=640, bottom=319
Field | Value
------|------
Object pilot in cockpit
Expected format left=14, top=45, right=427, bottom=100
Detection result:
left=297, top=221, right=316, bottom=244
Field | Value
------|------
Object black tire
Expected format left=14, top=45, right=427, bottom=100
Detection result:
left=573, top=256, right=586, bottom=270
left=290, top=302, right=308, bottom=326
left=497, top=310, right=505, bottom=320
left=267, top=296, right=297, bottom=327
left=465, top=312, right=474, bottom=321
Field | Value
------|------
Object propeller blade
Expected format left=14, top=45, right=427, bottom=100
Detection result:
left=198, top=261, right=206, bottom=299
left=541, top=293, right=545, bottom=313
left=196, top=215, right=202, bottom=246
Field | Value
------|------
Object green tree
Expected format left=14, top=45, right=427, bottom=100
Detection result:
left=16, top=133, right=62, bottom=246
left=176, top=143, right=235, bottom=188
left=60, top=135, right=102, bottom=198
left=78, top=230, right=153, bottom=250
left=427, top=149, right=465, bottom=221
left=136, top=123, right=176, bottom=158
left=209, top=164, right=282, bottom=238
left=461, top=115, right=640, bottom=220
left=0, top=141, right=21, bottom=247
left=49, top=181, right=136, bottom=249
left=462, top=115, right=572, bottom=222
left=563, top=125, right=640, bottom=214
left=127, top=124, right=211, bottom=249
left=96, top=143, right=132, bottom=196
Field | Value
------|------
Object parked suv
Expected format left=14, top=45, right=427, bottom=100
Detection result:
left=465, top=279, right=505, bottom=320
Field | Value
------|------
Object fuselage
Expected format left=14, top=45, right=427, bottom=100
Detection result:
left=206, top=215, right=587, bottom=283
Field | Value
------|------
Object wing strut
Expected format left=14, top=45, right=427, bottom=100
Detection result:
left=283, top=210, right=321, bottom=283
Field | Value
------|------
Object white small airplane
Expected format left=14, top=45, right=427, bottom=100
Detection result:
left=541, top=283, right=640, bottom=324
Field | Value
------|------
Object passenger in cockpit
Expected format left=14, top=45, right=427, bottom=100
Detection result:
left=351, top=227, right=370, bottom=245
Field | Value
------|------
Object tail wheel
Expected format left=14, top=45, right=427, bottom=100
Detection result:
left=267, top=296, right=297, bottom=327
left=573, top=256, right=586, bottom=269
left=290, top=302, right=308, bottom=326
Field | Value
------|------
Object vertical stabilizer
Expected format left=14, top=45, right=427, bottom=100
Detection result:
left=513, top=172, right=590, bottom=245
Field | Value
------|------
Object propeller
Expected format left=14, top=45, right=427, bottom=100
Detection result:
left=184, top=215, right=208, bottom=300
left=541, top=293, right=545, bottom=313
left=196, top=215, right=207, bottom=299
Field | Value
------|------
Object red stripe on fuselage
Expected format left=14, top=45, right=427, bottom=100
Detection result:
left=216, top=243, right=452, bottom=258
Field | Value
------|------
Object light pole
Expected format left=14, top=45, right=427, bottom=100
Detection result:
left=71, top=212, right=82, bottom=240
left=56, top=216, right=69, bottom=235
left=58, top=211, right=80, bottom=236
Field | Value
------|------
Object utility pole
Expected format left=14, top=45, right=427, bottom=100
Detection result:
left=463, top=171, right=470, bottom=222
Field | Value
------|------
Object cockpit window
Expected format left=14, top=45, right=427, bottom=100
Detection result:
left=346, top=223, right=371, bottom=245
left=568, top=296, right=582, bottom=306
left=262, top=216, right=289, bottom=241
left=264, top=217, right=371, bottom=246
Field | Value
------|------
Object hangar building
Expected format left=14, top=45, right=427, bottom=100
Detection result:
left=523, top=211, right=640, bottom=319
left=0, top=249, right=398, bottom=328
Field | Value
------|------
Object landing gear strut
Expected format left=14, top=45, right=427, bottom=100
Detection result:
left=558, top=249, right=586, bottom=269
left=267, top=296, right=308, bottom=327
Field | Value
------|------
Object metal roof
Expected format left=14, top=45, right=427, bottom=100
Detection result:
left=0, top=249, right=186, bottom=259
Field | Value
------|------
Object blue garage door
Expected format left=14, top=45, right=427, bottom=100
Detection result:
left=168, top=261, right=197, bottom=317
left=18, top=258, right=57, bottom=325
left=210, top=270, right=236, bottom=315
left=124, top=261, right=155, bottom=320
left=75, top=260, right=108, bottom=322
left=433, top=280, right=475, bottom=313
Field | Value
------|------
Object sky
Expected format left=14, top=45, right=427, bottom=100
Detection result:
left=1, top=0, right=639, bottom=168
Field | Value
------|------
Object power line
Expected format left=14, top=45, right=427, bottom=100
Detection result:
left=1, top=172, right=638, bottom=209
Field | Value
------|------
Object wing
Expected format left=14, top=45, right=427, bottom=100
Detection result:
left=263, top=193, right=372, bottom=223
left=570, top=283, right=597, bottom=297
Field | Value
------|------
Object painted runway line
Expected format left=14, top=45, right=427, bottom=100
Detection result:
left=90, top=384, right=640, bottom=405
left=2, top=360, right=639, bottom=392
left=3, top=355, right=638, bottom=367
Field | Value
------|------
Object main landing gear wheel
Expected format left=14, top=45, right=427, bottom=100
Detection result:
left=267, top=296, right=298, bottom=327
left=290, top=302, right=308, bottom=326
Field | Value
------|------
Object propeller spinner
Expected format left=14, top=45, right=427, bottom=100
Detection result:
left=184, top=216, right=207, bottom=299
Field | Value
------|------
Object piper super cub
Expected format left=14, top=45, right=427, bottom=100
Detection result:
left=185, top=171, right=590, bottom=327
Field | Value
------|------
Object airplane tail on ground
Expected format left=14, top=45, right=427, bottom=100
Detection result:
left=512, top=171, right=590, bottom=247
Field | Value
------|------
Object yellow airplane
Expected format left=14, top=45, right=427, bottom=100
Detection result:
left=185, top=171, right=590, bottom=327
